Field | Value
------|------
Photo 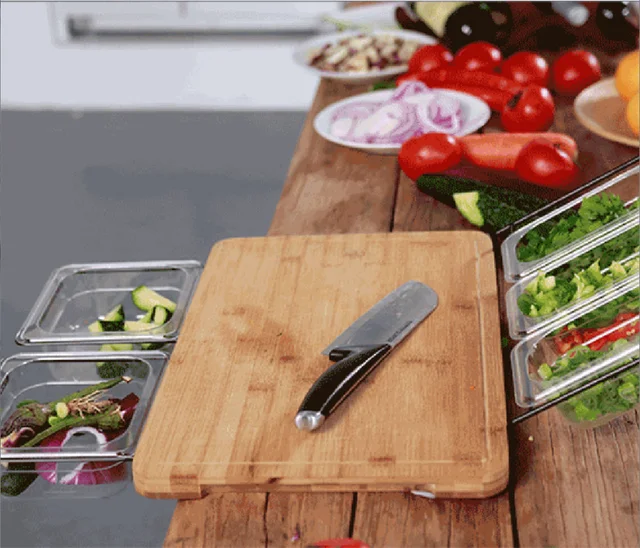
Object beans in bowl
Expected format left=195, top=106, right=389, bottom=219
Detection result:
left=307, top=34, right=421, bottom=73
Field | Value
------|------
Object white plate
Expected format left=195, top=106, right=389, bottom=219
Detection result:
left=313, top=89, right=492, bottom=155
left=293, top=29, right=437, bottom=84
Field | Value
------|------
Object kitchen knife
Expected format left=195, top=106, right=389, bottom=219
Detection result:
left=295, top=280, right=438, bottom=431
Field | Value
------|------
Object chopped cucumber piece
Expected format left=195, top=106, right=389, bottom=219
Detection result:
left=538, top=363, right=553, bottom=380
left=139, top=309, right=154, bottom=323
left=88, top=304, right=125, bottom=332
left=103, top=304, right=125, bottom=322
left=109, top=343, right=134, bottom=351
left=152, top=306, right=170, bottom=325
left=131, top=286, right=176, bottom=313
left=453, top=192, right=484, bottom=227
left=124, top=320, right=153, bottom=332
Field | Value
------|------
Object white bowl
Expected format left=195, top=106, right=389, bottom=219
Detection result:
left=293, top=29, right=437, bottom=84
left=313, top=89, right=492, bottom=155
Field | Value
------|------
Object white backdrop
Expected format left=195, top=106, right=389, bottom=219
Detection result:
left=0, top=2, right=338, bottom=110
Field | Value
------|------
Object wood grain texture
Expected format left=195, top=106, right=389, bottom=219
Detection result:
left=350, top=163, right=515, bottom=548
left=164, top=492, right=353, bottom=548
left=353, top=493, right=514, bottom=548
left=165, top=493, right=267, bottom=548
left=512, top=410, right=640, bottom=548
left=135, top=231, right=508, bottom=499
left=268, top=79, right=399, bottom=236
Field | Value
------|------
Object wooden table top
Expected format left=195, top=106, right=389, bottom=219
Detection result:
left=163, top=48, right=639, bottom=547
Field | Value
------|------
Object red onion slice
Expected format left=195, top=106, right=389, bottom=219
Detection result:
left=328, top=83, right=467, bottom=144
left=35, top=427, right=127, bottom=486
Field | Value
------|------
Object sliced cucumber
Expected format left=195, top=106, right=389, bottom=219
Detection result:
left=152, top=306, right=170, bottom=325
left=124, top=320, right=153, bottom=332
left=139, top=308, right=154, bottom=323
left=88, top=304, right=125, bottom=332
left=131, top=286, right=176, bottom=313
left=103, top=304, right=125, bottom=322
left=453, top=192, right=484, bottom=227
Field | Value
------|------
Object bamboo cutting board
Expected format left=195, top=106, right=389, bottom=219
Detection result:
left=134, top=232, right=508, bottom=500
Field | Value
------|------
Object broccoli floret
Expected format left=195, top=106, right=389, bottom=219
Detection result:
left=96, top=361, right=128, bottom=379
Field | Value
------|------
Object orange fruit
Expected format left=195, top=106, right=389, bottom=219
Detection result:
left=615, top=50, right=640, bottom=101
left=626, top=92, right=639, bottom=136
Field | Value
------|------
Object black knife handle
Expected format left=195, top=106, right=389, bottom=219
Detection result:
left=294, top=344, right=392, bottom=431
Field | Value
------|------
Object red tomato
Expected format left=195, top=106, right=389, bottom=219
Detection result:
left=408, top=44, right=454, bottom=74
left=611, top=314, right=640, bottom=339
left=515, top=138, right=579, bottom=188
left=551, top=49, right=601, bottom=96
left=554, top=334, right=574, bottom=355
left=452, top=41, right=502, bottom=72
left=501, top=52, right=550, bottom=87
left=500, top=84, right=555, bottom=132
left=398, top=134, right=463, bottom=180
left=585, top=328, right=610, bottom=351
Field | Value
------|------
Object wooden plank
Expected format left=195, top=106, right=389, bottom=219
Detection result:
left=353, top=165, right=515, bottom=547
left=265, top=492, right=353, bottom=545
left=166, top=77, right=401, bottom=546
left=512, top=410, right=640, bottom=548
left=165, top=492, right=353, bottom=548
left=134, top=232, right=507, bottom=498
left=353, top=493, right=514, bottom=548
left=165, top=493, right=267, bottom=548
left=268, top=79, right=399, bottom=236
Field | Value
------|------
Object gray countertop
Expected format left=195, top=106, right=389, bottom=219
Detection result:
left=0, top=109, right=305, bottom=547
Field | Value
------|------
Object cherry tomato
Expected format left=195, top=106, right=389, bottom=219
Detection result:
left=501, top=52, right=550, bottom=87
left=500, top=84, right=555, bottom=132
left=398, top=134, right=463, bottom=180
left=551, top=49, right=601, bottom=96
left=515, top=138, right=579, bottom=188
left=452, top=41, right=502, bottom=72
left=408, top=44, right=454, bottom=74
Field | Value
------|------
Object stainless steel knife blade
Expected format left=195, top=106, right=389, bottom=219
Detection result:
left=321, top=280, right=438, bottom=355
left=295, top=280, right=439, bottom=432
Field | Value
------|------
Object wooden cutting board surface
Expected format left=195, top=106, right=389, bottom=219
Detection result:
left=134, top=231, right=508, bottom=499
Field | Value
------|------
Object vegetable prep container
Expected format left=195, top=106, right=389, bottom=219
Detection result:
left=0, top=351, right=167, bottom=499
left=505, top=219, right=640, bottom=340
left=501, top=161, right=639, bottom=283
left=511, top=279, right=639, bottom=428
left=16, top=260, right=202, bottom=347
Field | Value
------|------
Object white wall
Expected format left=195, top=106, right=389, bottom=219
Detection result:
left=1, top=2, right=328, bottom=111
